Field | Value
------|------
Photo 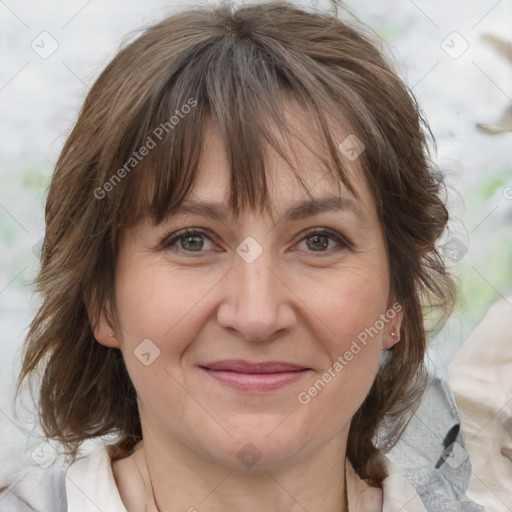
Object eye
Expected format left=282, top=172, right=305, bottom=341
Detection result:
left=161, top=227, right=351, bottom=256
left=162, top=228, right=218, bottom=254
left=294, top=227, right=350, bottom=254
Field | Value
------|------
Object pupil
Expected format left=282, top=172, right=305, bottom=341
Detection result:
left=183, top=235, right=203, bottom=251
left=308, top=235, right=328, bottom=251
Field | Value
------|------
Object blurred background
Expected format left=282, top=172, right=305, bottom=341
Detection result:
left=0, top=0, right=511, bottom=494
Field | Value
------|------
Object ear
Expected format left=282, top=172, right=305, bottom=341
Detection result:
left=382, top=301, right=404, bottom=350
left=93, top=308, right=120, bottom=348
left=84, top=292, right=120, bottom=349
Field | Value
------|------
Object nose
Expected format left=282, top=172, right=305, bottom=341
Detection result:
left=216, top=241, right=296, bottom=343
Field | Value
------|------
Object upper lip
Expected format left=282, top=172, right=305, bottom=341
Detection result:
left=200, top=359, right=310, bottom=373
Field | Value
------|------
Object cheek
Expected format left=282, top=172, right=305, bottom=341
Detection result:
left=294, top=274, right=388, bottom=431
left=291, top=265, right=388, bottom=412
left=114, top=262, right=220, bottom=367
left=116, top=260, right=186, bottom=330
left=299, top=264, right=389, bottom=349
left=112, top=264, right=203, bottom=416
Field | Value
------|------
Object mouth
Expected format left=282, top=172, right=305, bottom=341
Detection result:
left=198, top=359, right=312, bottom=392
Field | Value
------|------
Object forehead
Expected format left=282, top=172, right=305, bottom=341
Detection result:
left=181, top=112, right=374, bottom=225
left=127, top=97, right=378, bottom=232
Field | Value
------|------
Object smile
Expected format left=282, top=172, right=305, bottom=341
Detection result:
left=199, top=360, right=312, bottom=392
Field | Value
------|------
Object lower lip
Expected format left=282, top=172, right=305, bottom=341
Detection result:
left=201, top=368, right=310, bottom=391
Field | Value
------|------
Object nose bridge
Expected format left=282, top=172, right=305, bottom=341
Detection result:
left=217, top=236, right=292, bottom=341
left=236, top=238, right=274, bottom=302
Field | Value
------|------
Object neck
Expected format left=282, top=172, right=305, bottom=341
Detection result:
left=134, top=425, right=349, bottom=512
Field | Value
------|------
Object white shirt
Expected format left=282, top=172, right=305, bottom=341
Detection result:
left=64, top=444, right=427, bottom=512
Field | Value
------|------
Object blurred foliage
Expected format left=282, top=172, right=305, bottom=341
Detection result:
left=21, top=163, right=51, bottom=197
left=374, top=22, right=411, bottom=43
left=452, top=162, right=512, bottom=339
left=478, top=164, right=512, bottom=202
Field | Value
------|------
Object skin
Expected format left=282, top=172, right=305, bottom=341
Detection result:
left=93, top=105, right=402, bottom=512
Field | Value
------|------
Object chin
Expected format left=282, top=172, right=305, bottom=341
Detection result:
left=201, top=420, right=309, bottom=471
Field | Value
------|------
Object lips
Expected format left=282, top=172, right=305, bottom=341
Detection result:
left=199, top=359, right=311, bottom=392
left=200, top=359, right=309, bottom=373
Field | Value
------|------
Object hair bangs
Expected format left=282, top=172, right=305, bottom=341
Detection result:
left=115, top=24, right=360, bottom=233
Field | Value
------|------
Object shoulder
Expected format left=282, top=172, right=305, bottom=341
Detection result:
left=0, top=431, right=67, bottom=512
left=65, top=443, right=127, bottom=512
left=346, top=456, right=427, bottom=512
left=381, top=456, right=427, bottom=511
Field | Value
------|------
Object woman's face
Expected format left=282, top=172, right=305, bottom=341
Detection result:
left=95, top=110, right=402, bottom=471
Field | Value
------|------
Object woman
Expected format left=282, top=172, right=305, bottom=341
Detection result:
left=16, top=1, right=457, bottom=510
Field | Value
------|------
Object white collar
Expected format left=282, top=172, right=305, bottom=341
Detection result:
left=345, top=457, right=427, bottom=511
left=65, top=444, right=427, bottom=512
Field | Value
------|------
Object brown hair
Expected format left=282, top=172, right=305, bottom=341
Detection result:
left=16, top=0, right=456, bottom=485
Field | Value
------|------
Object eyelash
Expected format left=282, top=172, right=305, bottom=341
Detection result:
left=161, top=227, right=351, bottom=256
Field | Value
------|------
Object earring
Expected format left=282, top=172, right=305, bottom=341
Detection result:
left=390, top=331, right=401, bottom=343
left=109, top=332, right=114, bottom=337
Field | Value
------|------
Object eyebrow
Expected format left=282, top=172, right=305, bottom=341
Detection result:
left=167, top=196, right=367, bottom=224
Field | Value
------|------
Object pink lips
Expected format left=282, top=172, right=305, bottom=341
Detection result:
left=200, top=359, right=311, bottom=391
